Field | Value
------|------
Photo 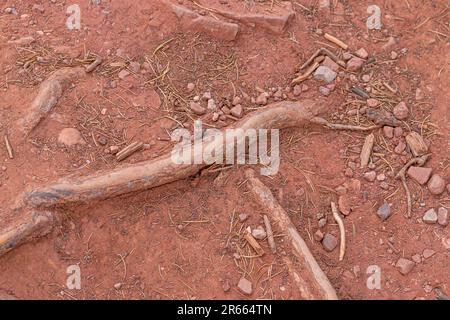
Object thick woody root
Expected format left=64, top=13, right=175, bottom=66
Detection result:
left=209, top=5, right=295, bottom=34
left=164, top=1, right=239, bottom=41
left=17, top=67, right=85, bottom=135
left=244, top=169, right=338, bottom=300
left=1, top=100, right=324, bottom=257
left=0, top=211, right=54, bottom=257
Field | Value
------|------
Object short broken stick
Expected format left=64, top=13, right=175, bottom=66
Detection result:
left=243, top=232, right=264, bottom=256
left=360, top=133, right=375, bottom=167
left=245, top=169, right=338, bottom=300
left=330, top=202, right=346, bottom=261
left=395, top=154, right=431, bottom=218
left=116, top=142, right=144, bottom=161
left=263, top=215, right=276, bottom=253
left=4, top=135, right=14, bottom=159
left=324, top=33, right=349, bottom=50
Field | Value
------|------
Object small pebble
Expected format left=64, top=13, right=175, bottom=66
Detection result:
left=423, top=208, right=438, bottom=224
left=393, top=101, right=409, bottom=120
left=377, top=202, right=391, bottom=221
left=395, top=258, right=414, bottom=275
left=322, top=233, right=338, bottom=252
left=237, top=277, right=253, bottom=295
left=427, top=174, right=445, bottom=195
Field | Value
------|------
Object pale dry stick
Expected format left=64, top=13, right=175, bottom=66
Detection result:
left=116, top=142, right=144, bottom=161
left=360, top=133, right=375, bottom=168
left=310, top=117, right=381, bottom=131
left=324, top=33, right=348, bottom=50
left=243, top=232, right=264, bottom=256
left=4, top=135, right=14, bottom=159
left=245, top=169, right=338, bottom=300
left=330, top=202, right=345, bottom=261
left=395, top=154, right=431, bottom=218
left=263, top=215, right=276, bottom=254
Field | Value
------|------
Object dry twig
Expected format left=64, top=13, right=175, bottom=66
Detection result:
left=331, top=202, right=346, bottom=261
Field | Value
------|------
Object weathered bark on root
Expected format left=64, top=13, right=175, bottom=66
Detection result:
left=212, top=6, right=295, bottom=34
left=164, top=1, right=239, bottom=41
left=1, top=100, right=323, bottom=257
left=244, top=169, right=338, bottom=300
left=17, top=67, right=85, bottom=135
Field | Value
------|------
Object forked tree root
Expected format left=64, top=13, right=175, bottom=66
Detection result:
left=17, top=67, right=85, bottom=135
left=1, top=98, right=384, bottom=258
left=245, top=169, right=338, bottom=300
left=2, top=100, right=325, bottom=257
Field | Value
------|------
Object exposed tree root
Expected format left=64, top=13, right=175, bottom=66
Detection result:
left=0, top=211, right=54, bottom=257
left=164, top=1, right=239, bottom=41
left=2, top=99, right=325, bottom=257
left=1, top=94, right=386, bottom=258
left=190, top=1, right=295, bottom=34
left=22, top=100, right=323, bottom=209
left=17, top=67, right=85, bottom=135
left=245, top=169, right=338, bottom=300
left=395, top=154, right=431, bottom=218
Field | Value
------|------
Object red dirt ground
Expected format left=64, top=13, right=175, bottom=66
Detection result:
left=0, top=0, right=448, bottom=300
